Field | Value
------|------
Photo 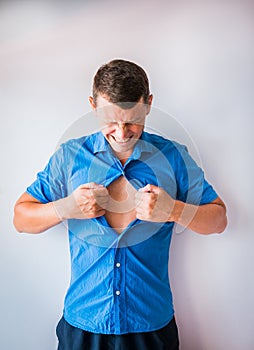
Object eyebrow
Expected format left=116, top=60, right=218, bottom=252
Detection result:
left=102, top=117, right=145, bottom=125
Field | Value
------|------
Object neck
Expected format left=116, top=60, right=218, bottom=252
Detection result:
left=113, top=149, right=132, bottom=165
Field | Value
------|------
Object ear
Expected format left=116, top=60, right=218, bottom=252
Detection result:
left=146, top=94, right=153, bottom=114
left=89, top=96, right=96, bottom=110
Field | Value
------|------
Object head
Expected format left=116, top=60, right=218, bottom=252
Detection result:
left=89, top=59, right=153, bottom=159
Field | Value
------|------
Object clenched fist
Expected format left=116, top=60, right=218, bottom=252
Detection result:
left=135, top=184, right=176, bottom=222
left=54, top=182, right=109, bottom=220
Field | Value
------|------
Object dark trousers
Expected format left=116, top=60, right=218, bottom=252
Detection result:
left=56, top=316, right=179, bottom=350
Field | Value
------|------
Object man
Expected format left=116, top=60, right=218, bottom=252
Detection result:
left=13, top=59, right=227, bottom=350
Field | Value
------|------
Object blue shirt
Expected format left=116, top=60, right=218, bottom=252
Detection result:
left=26, top=131, right=218, bottom=334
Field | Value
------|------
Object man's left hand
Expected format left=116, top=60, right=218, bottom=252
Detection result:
left=135, top=184, right=176, bottom=222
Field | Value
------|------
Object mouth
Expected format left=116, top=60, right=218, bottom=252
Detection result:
left=111, top=135, right=134, bottom=144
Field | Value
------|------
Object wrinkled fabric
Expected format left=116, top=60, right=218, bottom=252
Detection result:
left=27, top=131, right=218, bottom=334
left=56, top=316, right=179, bottom=350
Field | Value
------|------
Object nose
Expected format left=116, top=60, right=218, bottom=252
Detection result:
left=115, top=123, right=128, bottom=138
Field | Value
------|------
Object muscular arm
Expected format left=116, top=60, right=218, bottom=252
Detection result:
left=135, top=185, right=227, bottom=235
left=171, top=197, right=227, bottom=234
left=13, top=184, right=109, bottom=234
left=13, top=192, right=62, bottom=234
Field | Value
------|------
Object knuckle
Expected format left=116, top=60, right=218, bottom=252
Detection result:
left=148, top=202, right=154, bottom=210
left=147, top=207, right=153, bottom=216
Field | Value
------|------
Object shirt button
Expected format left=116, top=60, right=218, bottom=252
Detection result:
left=116, top=290, right=121, bottom=296
left=116, top=262, right=121, bottom=268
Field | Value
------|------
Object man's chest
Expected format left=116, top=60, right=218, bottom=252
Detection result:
left=104, top=175, right=137, bottom=233
left=68, top=154, right=177, bottom=233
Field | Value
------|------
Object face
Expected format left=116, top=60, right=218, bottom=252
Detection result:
left=89, top=94, right=153, bottom=159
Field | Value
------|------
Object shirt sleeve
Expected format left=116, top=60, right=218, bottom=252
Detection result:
left=174, top=144, right=218, bottom=205
left=26, top=144, right=67, bottom=203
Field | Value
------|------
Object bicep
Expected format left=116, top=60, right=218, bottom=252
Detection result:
left=210, top=196, right=226, bottom=211
left=15, top=192, right=43, bottom=206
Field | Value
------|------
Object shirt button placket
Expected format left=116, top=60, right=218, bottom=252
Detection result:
left=115, top=262, right=121, bottom=296
left=114, top=249, right=124, bottom=333
left=115, top=261, right=121, bottom=297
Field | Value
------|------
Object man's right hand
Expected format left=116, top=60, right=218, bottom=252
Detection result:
left=54, top=183, right=109, bottom=220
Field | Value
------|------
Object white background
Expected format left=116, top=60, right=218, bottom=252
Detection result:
left=0, top=0, right=253, bottom=349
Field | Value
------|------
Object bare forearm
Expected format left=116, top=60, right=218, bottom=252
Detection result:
left=13, top=201, right=62, bottom=234
left=13, top=184, right=108, bottom=234
left=171, top=200, right=227, bottom=234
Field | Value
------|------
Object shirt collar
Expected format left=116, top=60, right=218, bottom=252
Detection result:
left=93, top=131, right=154, bottom=158
left=93, top=131, right=110, bottom=154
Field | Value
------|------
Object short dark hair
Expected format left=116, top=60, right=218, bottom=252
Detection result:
left=92, top=59, right=150, bottom=108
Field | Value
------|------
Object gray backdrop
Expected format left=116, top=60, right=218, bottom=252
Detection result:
left=0, top=0, right=253, bottom=349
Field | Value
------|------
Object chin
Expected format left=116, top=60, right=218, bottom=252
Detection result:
left=112, top=144, right=131, bottom=153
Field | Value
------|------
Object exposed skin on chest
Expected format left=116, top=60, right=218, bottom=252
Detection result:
left=105, top=176, right=137, bottom=233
